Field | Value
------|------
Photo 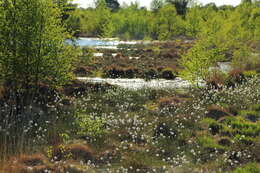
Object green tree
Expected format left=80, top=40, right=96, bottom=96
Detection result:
left=55, top=0, right=77, bottom=22
left=65, top=9, right=81, bottom=36
left=166, top=0, right=190, bottom=15
left=241, top=0, right=252, bottom=4
left=203, top=2, right=218, bottom=11
left=105, top=0, right=120, bottom=11
left=185, top=6, right=203, bottom=37
left=156, top=5, right=184, bottom=40
left=179, top=37, right=226, bottom=84
left=151, top=0, right=165, bottom=12
left=0, top=0, right=75, bottom=98
left=218, top=5, right=234, bottom=11
left=112, top=4, right=151, bottom=39
left=249, top=6, right=260, bottom=42
left=96, top=0, right=114, bottom=37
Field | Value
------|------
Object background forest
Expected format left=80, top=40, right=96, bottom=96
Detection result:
left=67, top=0, right=260, bottom=41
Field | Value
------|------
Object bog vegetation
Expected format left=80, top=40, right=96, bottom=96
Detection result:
left=0, top=0, right=259, bottom=172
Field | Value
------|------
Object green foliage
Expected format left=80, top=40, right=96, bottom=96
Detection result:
left=0, top=0, right=76, bottom=90
left=151, top=0, right=165, bottom=12
left=232, top=45, right=251, bottom=69
left=197, top=136, right=225, bottom=150
left=231, top=163, right=260, bottom=173
left=60, top=133, right=71, bottom=143
left=251, top=104, right=260, bottom=111
left=55, top=0, right=77, bottom=23
left=67, top=1, right=114, bottom=37
left=96, top=0, right=114, bottom=37
left=76, top=114, right=107, bottom=138
left=179, top=37, right=226, bottom=83
left=221, top=116, right=260, bottom=137
left=185, top=6, right=203, bottom=37
left=65, top=10, right=81, bottom=34
left=156, top=5, right=185, bottom=40
left=113, top=5, right=152, bottom=40
left=67, top=2, right=186, bottom=40
left=79, top=47, right=94, bottom=65
left=66, top=0, right=260, bottom=46
left=166, top=0, right=190, bottom=15
left=47, top=144, right=72, bottom=160
left=249, top=7, right=260, bottom=42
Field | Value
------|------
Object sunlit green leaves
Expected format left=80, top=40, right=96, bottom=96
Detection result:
left=180, top=37, right=226, bottom=83
left=0, top=0, right=76, bottom=89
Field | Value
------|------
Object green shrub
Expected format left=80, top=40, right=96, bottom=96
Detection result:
left=79, top=47, right=94, bottom=65
left=197, top=136, right=225, bottom=151
left=251, top=104, right=260, bottom=112
left=222, top=117, right=260, bottom=137
left=231, top=163, right=260, bottom=173
left=76, top=114, right=107, bottom=138
left=104, top=65, right=125, bottom=78
left=179, top=37, right=226, bottom=84
left=239, top=110, right=260, bottom=122
left=234, top=134, right=254, bottom=145
left=243, top=70, right=257, bottom=78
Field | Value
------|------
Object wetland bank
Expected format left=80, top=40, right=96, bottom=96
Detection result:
left=0, top=0, right=260, bottom=172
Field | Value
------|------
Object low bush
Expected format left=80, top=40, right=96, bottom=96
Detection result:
left=243, top=70, right=258, bottom=78
left=197, top=136, right=225, bottom=151
left=104, top=65, right=125, bottom=78
left=143, top=68, right=159, bottom=80
left=160, top=68, right=177, bottom=80
left=104, top=65, right=139, bottom=78
left=206, top=71, right=227, bottom=89
left=73, top=66, right=92, bottom=76
left=205, top=105, right=230, bottom=120
left=75, top=114, right=107, bottom=139
left=231, top=163, right=260, bottom=173
left=239, top=110, right=260, bottom=122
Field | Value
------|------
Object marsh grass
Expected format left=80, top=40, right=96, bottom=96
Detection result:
left=0, top=77, right=259, bottom=172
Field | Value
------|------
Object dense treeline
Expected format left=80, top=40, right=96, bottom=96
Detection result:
left=67, top=0, right=260, bottom=41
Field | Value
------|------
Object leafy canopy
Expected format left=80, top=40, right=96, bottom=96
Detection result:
left=0, top=0, right=76, bottom=91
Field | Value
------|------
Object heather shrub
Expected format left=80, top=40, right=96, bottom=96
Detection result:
left=160, top=67, right=177, bottom=80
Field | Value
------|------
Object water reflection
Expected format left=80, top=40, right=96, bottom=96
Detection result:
left=66, top=37, right=137, bottom=48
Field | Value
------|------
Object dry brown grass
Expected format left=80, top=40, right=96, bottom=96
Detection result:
left=226, top=68, right=245, bottom=87
left=206, top=71, right=226, bottom=89
left=158, top=96, right=183, bottom=108
left=67, top=144, right=94, bottom=163
left=2, top=154, right=53, bottom=173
